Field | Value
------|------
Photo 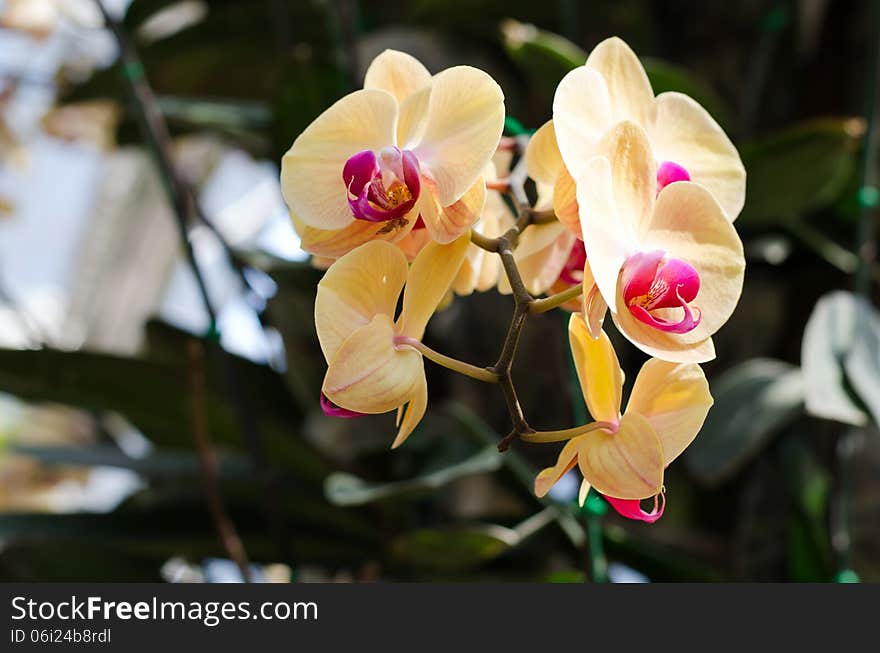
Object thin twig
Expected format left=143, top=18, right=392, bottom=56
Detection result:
left=187, top=339, right=252, bottom=582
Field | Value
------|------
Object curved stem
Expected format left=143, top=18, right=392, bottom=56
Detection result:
left=530, top=283, right=583, bottom=314
left=396, top=337, right=499, bottom=384
left=521, top=421, right=617, bottom=443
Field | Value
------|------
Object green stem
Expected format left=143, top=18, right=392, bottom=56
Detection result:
left=530, top=283, right=583, bottom=314
left=521, top=421, right=616, bottom=443
left=396, top=338, right=499, bottom=384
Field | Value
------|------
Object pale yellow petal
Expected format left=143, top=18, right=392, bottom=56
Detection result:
left=650, top=92, right=746, bottom=220
left=397, top=86, right=431, bottom=149
left=281, top=89, right=397, bottom=230
left=578, top=478, right=592, bottom=507
left=323, top=314, right=424, bottom=413
left=585, top=36, right=654, bottom=127
left=553, top=165, right=580, bottom=236
left=575, top=156, right=635, bottom=309
left=399, top=233, right=470, bottom=339
left=568, top=316, right=622, bottom=424
left=391, top=374, right=429, bottom=448
left=577, top=412, right=664, bottom=500
left=646, top=181, right=745, bottom=339
left=552, top=65, right=613, bottom=173
left=419, top=175, right=486, bottom=244
left=534, top=437, right=583, bottom=498
left=626, top=359, right=713, bottom=465
left=314, top=241, right=407, bottom=362
left=515, top=225, right=574, bottom=296
left=599, top=121, right=657, bottom=238
left=525, top=120, right=563, bottom=186
left=364, top=49, right=431, bottom=104
left=582, top=264, right=608, bottom=338
left=413, top=66, right=505, bottom=206
left=292, top=209, right=416, bottom=260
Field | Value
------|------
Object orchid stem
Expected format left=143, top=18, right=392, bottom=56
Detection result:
left=397, top=338, right=499, bottom=384
left=521, top=421, right=617, bottom=443
left=530, top=283, right=584, bottom=314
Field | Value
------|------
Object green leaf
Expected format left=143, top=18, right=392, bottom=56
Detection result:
left=325, top=446, right=503, bottom=506
left=500, top=19, right=585, bottom=101
left=801, top=291, right=870, bottom=426
left=686, top=359, right=804, bottom=484
left=738, top=118, right=865, bottom=226
left=391, top=525, right=514, bottom=571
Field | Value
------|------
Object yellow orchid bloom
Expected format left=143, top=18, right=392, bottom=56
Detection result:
left=551, top=36, right=745, bottom=231
left=534, top=314, right=713, bottom=522
left=576, top=122, right=745, bottom=363
left=282, top=49, right=504, bottom=261
left=315, top=236, right=469, bottom=448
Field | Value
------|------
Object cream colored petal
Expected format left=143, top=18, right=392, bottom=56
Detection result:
left=364, top=49, right=431, bottom=104
left=578, top=479, right=592, bottom=507
left=420, top=175, right=486, bottom=244
left=599, top=121, right=657, bottom=238
left=577, top=412, right=664, bottom=500
left=399, top=233, right=470, bottom=339
left=391, top=374, right=429, bottom=449
left=534, top=437, right=583, bottom=498
left=314, top=241, right=407, bottom=362
left=626, top=359, right=713, bottom=465
left=552, top=65, right=613, bottom=173
left=413, top=66, right=505, bottom=206
left=281, top=89, right=398, bottom=230
left=517, top=227, right=575, bottom=296
left=394, top=226, right=432, bottom=261
left=569, top=316, right=622, bottom=424
left=323, top=314, right=424, bottom=414
left=292, top=209, right=416, bottom=260
left=585, top=36, right=655, bottom=126
left=582, top=264, right=608, bottom=338
left=650, top=92, right=746, bottom=220
left=397, top=86, right=431, bottom=150
left=553, top=165, right=580, bottom=236
left=611, top=293, right=717, bottom=363
left=575, top=156, right=635, bottom=310
left=646, top=181, right=745, bottom=339
left=525, top=120, right=563, bottom=186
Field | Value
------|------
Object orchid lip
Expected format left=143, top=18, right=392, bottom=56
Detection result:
left=656, top=160, right=690, bottom=194
left=604, top=492, right=665, bottom=523
left=557, top=240, right=587, bottom=286
left=622, top=250, right=702, bottom=334
left=320, top=392, right=365, bottom=419
left=343, top=147, right=421, bottom=223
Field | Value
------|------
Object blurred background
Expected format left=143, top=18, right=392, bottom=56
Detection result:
left=0, top=0, right=878, bottom=582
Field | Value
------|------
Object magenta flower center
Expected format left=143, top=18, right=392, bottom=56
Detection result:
left=556, top=240, right=587, bottom=286
left=656, top=160, right=690, bottom=194
left=320, top=392, right=365, bottom=419
left=343, top=146, right=421, bottom=223
left=621, top=250, right=702, bottom=334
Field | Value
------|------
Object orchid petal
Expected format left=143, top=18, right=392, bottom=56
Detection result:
left=399, top=233, right=470, bottom=339
left=578, top=479, right=592, bottom=507
left=534, top=437, right=583, bottom=498
left=291, top=210, right=416, bottom=260
left=646, top=181, right=745, bottom=340
left=553, top=66, right=613, bottom=173
left=578, top=411, right=664, bottom=500
left=281, top=89, right=398, bottom=230
left=418, top=174, right=486, bottom=244
left=525, top=120, right=564, bottom=186
left=413, top=66, right=505, bottom=206
left=568, top=317, right=622, bottom=424
left=323, top=314, right=424, bottom=414
left=627, top=359, right=713, bottom=465
left=364, top=49, right=431, bottom=104
left=650, top=92, right=746, bottom=220
left=582, top=264, right=608, bottom=338
left=391, top=374, right=429, bottom=449
left=315, top=240, right=408, bottom=362
left=584, top=37, right=654, bottom=127
left=553, top=165, right=580, bottom=236
left=605, top=494, right=665, bottom=523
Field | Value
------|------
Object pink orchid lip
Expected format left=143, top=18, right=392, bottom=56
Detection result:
left=656, top=160, right=690, bottom=193
left=557, top=240, right=587, bottom=286
left=343, top=147, right=421, bottom=223
left=320, top=393, right=365, bottom=419
left=604, top=493, right=665, bottom=523
left=621, top=249, right=702, bottom=334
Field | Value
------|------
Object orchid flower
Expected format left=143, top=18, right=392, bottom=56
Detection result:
left=282, top=49, right=504, bottom=261
left=529, top=37, right=744, bottom=238
left=576, top=121, right=744, bottom=362
left=315, top=236, right=469, bottom=447
left=534, top=314, right=713, bottom=522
